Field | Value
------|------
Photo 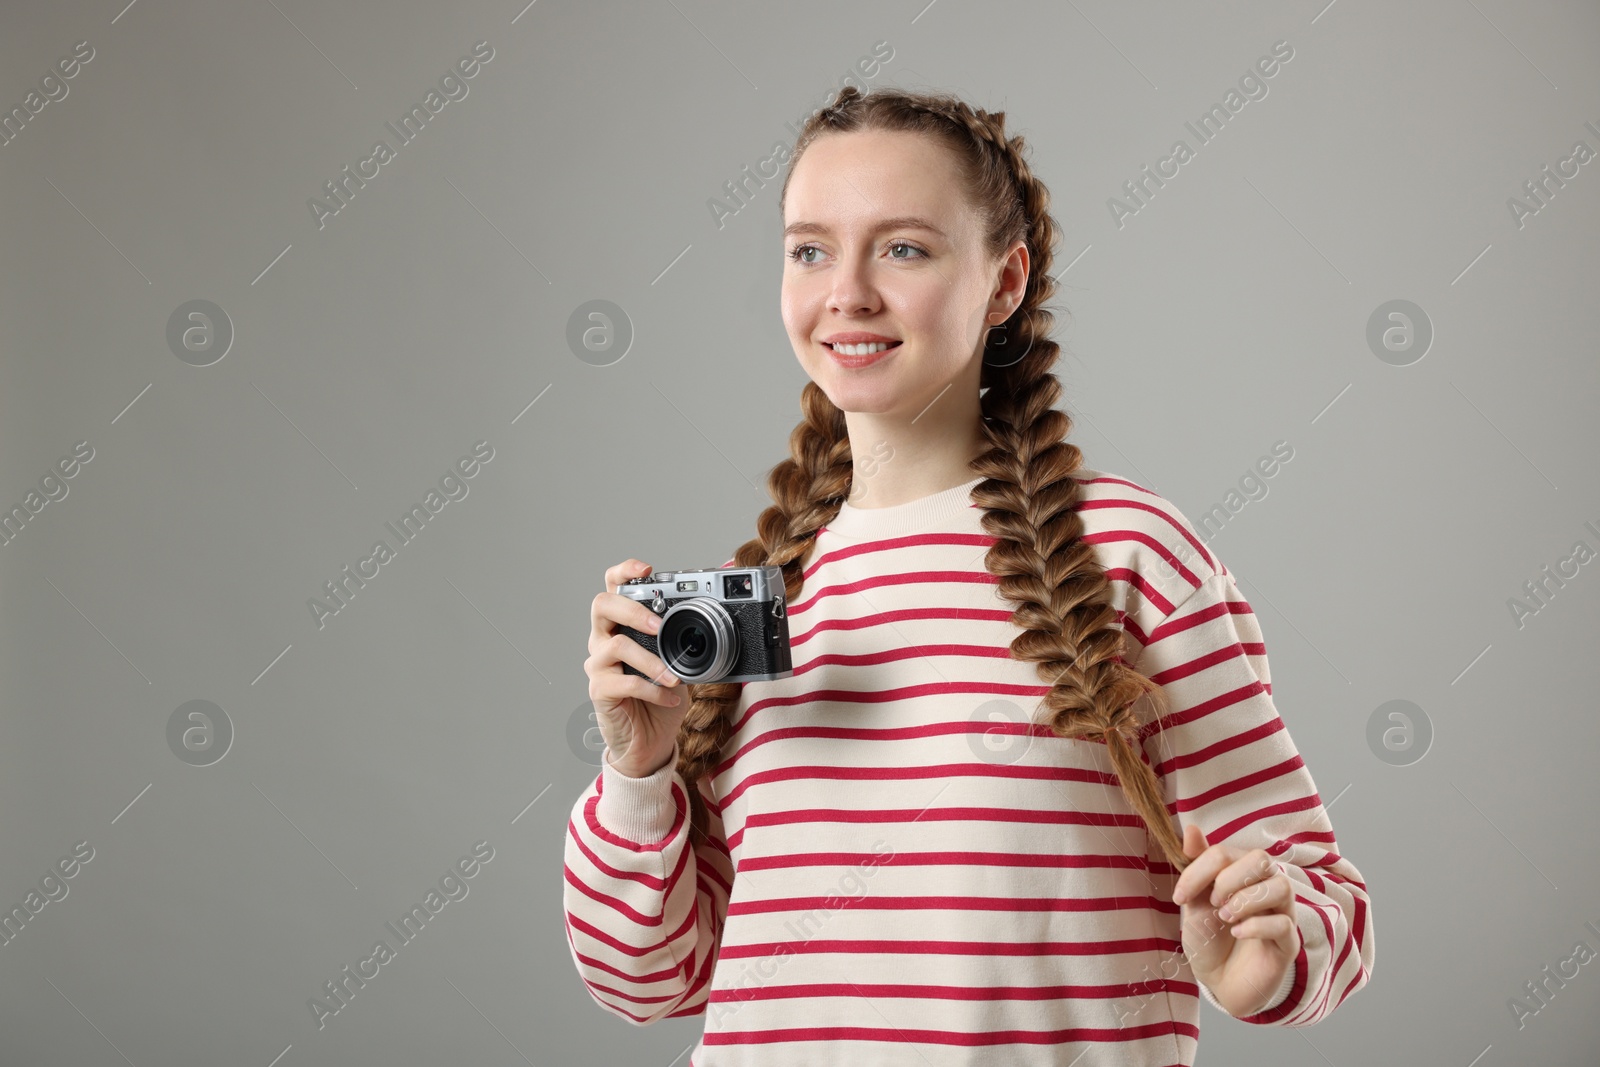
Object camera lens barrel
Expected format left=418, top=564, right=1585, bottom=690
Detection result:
left=659, top=598, right=739, bottom=682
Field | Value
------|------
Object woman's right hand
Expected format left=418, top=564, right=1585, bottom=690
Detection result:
left=586, top=559, right=689, bottom=778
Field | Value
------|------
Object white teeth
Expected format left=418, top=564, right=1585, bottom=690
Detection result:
left=829, top=342, right=895, bottom=355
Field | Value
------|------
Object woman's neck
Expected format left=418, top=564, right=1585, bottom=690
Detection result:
left=841, top=413, right=986, bottom=510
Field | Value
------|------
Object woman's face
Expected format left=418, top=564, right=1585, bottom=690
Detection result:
left=780, top=128, right=1010, bottom=418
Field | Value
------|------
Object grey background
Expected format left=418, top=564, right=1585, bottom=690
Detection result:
left=2, top=1, right=1597, bottom=1065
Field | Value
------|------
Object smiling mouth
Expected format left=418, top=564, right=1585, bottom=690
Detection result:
left=823, top=341, right=902, bottom=354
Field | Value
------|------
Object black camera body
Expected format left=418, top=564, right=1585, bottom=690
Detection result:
left=616, top=564, right=794, bottom=684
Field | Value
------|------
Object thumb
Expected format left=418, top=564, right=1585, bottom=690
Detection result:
left=1182, top=823, right=1209, bottom=860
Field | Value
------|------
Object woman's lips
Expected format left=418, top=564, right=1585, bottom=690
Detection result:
left=825, top=341, right=901, bottom=368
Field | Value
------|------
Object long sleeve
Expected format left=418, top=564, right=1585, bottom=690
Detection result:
left=1131, top=570, right=1375, bottom=1027
left=562, top=739, right=736, bottom=1024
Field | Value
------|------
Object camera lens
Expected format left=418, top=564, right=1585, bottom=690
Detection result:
left=659, top=598, right=737, bottom=682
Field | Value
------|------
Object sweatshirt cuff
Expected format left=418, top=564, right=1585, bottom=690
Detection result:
left=595, top=741, right=681, bottom=844
left=1197, top=945, right=1297, bottom=1017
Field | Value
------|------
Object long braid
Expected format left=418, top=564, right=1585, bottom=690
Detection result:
left=934, top=101, right=1190, bottom=872
left=672, top=381, right=853, bottom=844
left=672, top=85, right=1191, bottom=874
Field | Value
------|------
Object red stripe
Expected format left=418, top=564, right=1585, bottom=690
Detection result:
left=1149, top=716, right=1285, bottom=778
left=565, top=906, right=697, bottom=958
left=729, top=805, right=1142, bottom=852
left=1349, top=885, right=1371, bottom=959
left=1136, top=681, right=1265, bottom=743
left=716, top=935, right=1180, bottom=959
left=1142, top=640, right=1260, bottom=686
left=724, top=719, right=1068, bottom=772
left=738, top=848, right=1154, bottom=873
left=569, top=946, right=680, bottom=985
left=668, top=932, right=720, bottom=1017
left=790, top=569, right=999, bottom=617
left=1173, top=754, right=1307, bottom=813
left=1287, top=896, right=1335, bottom=1024
left=1099, top=566, right=1179, bottom=616
left=702, top=1020, right=1199, bottom=1047
left=582, top=977, right=686, bottom=1005
left=709, top=977, right=1197, bottom=1003
left=728, top=681, right=1052, bottom=741
left=1144, top=595, right=1254, bottom=645
left=1082, top=527, right=1205, bottom=588
left=1075, top=495, right=1219, bottom=574
left=718, top=756, right=1120, bottom=809
left=788, top=642, right=1013, bottom=676
left=801, top=531, right=993, bottom=580
left=1333, top=953, right=1370, bottom=1011
left=724, top=892, right=1178, bottom=917
left=792, top=606, right=1013, bottom=646
left=566, top=818, right=666, bottom=890
left=1208, top=793, right=1326, bottom=845
left=563, top=864, right=661, bottom=927
left=1320, top=903, right=1357, bottom=1019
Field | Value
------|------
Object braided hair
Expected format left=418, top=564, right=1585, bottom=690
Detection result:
left=672, top=85, right=1191, bottom=874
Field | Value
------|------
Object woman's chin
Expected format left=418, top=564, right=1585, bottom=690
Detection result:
left=818, top=380, right=901, bottom=414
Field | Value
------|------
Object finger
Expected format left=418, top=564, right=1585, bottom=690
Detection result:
left=604, top=559, right=651, bottom=596
left=604, top=559, right=644, bottom=595
left=590, top=591, right=666, bottom=653
left=1209, top=850, right=1278, bottom=908
left=603, top=632, right=683, bottom=687
left=1172, top=825, right=1215, bottom=904
left=1173, top=839, right=1237, bottom=906
left=593, top=669, right=684, bottom=708
left=1219, top=875, right=1292, bottom=921
left=1225, top=912, right=1297, bottom=951
left=592, top=568, right=660, bottom=649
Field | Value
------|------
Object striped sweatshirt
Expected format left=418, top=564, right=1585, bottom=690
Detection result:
left=562, top=469, right=1375, bottom=1066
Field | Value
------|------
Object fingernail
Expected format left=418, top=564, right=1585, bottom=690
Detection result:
left=649, top=616, right=662, bottom=632
left=1218, top=905, right=1234, bottom=921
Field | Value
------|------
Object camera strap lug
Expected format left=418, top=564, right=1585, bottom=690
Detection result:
left=771, top=597, right=785, bottom=619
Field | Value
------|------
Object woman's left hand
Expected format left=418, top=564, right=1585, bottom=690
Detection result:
left=1171, top=824, right=1299, bottom=1018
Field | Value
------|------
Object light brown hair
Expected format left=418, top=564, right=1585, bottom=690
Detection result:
left=673, top=85, right=1190, bottom=873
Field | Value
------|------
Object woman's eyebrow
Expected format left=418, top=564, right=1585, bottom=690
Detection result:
left=783, top=215, right=948, bottom=240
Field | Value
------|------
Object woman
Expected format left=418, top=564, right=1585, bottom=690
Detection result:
left=563, top=86, right=1374, bottom=1065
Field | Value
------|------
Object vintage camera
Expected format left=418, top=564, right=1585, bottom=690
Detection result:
left=616, top=564, right=794, bottom=684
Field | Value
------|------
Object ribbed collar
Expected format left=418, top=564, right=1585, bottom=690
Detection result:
left=823, top=476, right=985, bottom=541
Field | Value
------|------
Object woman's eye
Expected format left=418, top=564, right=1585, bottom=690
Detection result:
left=787, top=242, right=926, bottom=265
